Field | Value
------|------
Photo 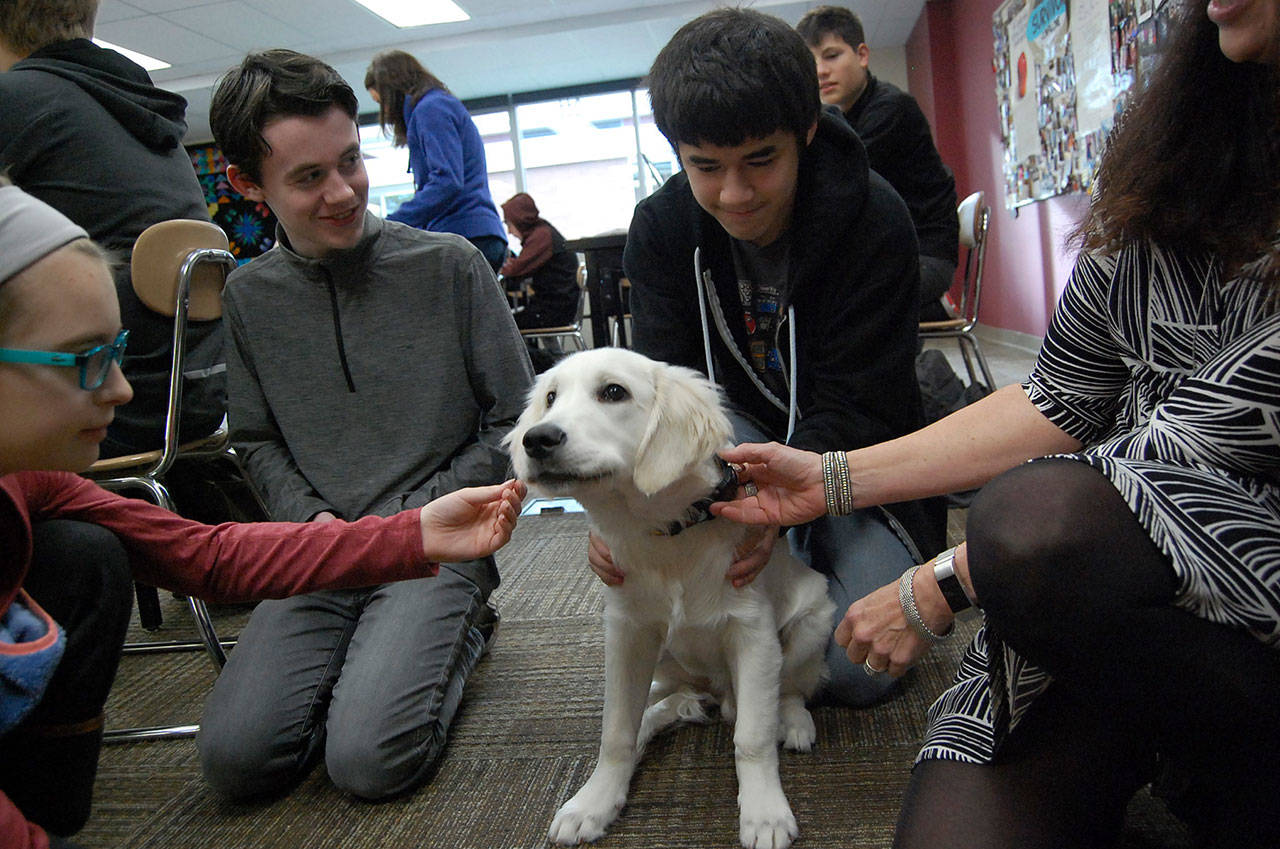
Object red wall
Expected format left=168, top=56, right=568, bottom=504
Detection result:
left=907, top=0, right=1089, bottom=338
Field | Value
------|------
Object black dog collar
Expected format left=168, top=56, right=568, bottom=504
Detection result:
left=652, top=456, right=739, bottom=537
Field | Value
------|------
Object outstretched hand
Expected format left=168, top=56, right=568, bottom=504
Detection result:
left=710, top=442, right=828, bottom=527
left=419, top=479, right=527, bottom=563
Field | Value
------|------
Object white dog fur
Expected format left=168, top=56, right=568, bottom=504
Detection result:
left=506, top=348, right=834, bottom=849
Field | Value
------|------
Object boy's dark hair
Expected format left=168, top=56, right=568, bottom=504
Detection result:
left=795, top=5, right=865, bottom=50
left=0, top=0, right=96, bottom=55
left=210, top=49, right=359, bottom=183
left=363, top=50, right=450, bottom=148
left=648, top=7, right=820, bottom=150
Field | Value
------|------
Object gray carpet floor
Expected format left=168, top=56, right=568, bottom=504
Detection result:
left=79, top=510, right=1192, bottom=848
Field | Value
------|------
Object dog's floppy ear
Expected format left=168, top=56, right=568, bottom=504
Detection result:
left=633, top=364, right=732, bottom=496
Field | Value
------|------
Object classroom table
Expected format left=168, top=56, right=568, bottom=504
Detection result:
left=565, top=232, right=627, bottom=348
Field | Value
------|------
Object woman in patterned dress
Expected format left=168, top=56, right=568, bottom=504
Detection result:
left=712, top=1, right=1280, bottom=845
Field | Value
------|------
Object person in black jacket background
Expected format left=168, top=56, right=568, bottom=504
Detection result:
left=0, top=0, right=224, bottom=457
left=798, top=5, right=959, bottom=322
left=587, top=7, right=945, bottom=708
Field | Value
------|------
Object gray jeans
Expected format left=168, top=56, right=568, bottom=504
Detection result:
left=198, top=558, right=496, bottom=801
left=730, top=413, right=918, bottom=707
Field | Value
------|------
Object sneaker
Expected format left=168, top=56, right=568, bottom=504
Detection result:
left=474, top=600, right=500, bottom=655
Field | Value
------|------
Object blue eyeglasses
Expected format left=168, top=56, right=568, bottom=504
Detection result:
left=0, top=329, right=129, bottom=390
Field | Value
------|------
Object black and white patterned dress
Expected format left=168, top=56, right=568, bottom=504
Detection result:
left=918, top=241, right=1280, bottom=764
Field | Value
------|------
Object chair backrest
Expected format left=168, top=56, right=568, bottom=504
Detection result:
left=132, top=219, right=232, bottom=321
left=131, top=219, right=237, bottom=473
left=955, top=191, right=989, bottom=324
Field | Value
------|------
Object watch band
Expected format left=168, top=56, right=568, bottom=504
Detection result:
left=932, top=546, right=975, bottom=613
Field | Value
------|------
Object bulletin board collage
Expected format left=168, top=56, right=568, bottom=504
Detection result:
left=993, top=0, right=1176, bottom=210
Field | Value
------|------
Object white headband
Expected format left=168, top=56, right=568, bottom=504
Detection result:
left=0, top=185, right=91, bottom=284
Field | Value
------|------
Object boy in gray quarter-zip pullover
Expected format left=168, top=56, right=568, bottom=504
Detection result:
left=620, top=9, right=945, bottom=709
left=196, top=50, right=534, bottom=805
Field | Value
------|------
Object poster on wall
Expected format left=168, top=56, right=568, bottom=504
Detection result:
left=1071, top=0, right=1114, bottom=137
left=992, top=0, right=1174, bottom=211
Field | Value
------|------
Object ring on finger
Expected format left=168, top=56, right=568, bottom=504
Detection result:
left=863, top=658, right=887, bottom=676
left=743, top=481, right=759, bottom=497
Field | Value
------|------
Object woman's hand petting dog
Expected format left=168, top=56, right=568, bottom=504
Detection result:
left=712, top=442, right=829, bottom=527
left=419, top=479, right=526, bottom=564
left=588, top=524, right=781, bottom=588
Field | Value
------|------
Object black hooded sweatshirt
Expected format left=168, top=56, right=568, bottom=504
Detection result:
left=0, top=39, right=223, bottom=452
left=625, top=111, right=945, bottom=558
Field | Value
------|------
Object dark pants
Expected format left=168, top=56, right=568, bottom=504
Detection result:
left=0, top=521, right=133, bottom=837
left=895, top=459, right=1280, bottom=849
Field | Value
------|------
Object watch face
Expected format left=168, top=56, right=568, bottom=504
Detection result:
left=936, top=573, right=972, bottom=613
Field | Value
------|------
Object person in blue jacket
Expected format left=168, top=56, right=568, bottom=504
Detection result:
left=364, top=50, right=507, bottom=271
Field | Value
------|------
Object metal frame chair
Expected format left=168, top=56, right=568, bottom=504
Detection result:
left=919, top=190, right=996, bottom=390
left=85, top=219, right=244, bottom=741
left=519, top=262, right=588, bottom=353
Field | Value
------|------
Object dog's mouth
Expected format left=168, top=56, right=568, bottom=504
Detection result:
left=526, top=469, right=613, bottom=488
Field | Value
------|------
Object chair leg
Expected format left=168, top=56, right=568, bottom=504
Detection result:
left=957, top=333, right=998, bottom=391
left=188, top=595, right=229, bottom=668
left=96, top=475, right=231, bottom=741
left=135, top=582, right=163, bottom=631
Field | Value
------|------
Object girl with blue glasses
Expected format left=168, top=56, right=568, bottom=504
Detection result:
left=0, top=328, right=129, bottom=391
left=0, top=181, right=525, bottom=849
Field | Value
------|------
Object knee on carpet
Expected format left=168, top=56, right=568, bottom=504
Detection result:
left=324, top=722, right=447, bottom=800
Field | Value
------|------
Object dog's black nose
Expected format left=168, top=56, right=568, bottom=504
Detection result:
left=523, top=423, right=567, bottom=460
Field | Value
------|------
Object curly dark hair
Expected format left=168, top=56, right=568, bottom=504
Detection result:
left=363, top=50, right=450, bottom=148
left=1077, top=0, right=1280, bottom=283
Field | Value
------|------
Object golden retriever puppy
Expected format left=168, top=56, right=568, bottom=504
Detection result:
left=506, top=348, right=833, bottom=849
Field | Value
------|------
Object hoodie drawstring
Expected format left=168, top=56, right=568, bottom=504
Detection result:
left=693, top=247, right=797, bottom=441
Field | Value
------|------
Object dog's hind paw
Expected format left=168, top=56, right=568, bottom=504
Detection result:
left=778, top=700, right=816, bottom=752
left=739, top=808, right=799, bottom=849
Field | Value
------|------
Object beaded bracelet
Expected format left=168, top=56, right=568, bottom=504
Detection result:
left=898, top=565, right=953, bottom=643
left=821, top=450, right=855, bottom=516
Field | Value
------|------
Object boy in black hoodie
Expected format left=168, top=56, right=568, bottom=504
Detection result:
left=0, top=0, right=224, bottom=456
left=593, top=7, right=945, bottom=706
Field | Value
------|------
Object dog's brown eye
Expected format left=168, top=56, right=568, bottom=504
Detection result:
left=545, top=390, right=556, bottom=408
left=599, top=383, right=630, bottom=403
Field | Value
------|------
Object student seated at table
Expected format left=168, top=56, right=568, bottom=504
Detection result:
left=500, top=192, right=579, bottom=371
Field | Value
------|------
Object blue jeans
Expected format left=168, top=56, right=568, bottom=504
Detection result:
left=729, top=413, right=919, bottom=707
left=198, top=558, right=496, bottom=801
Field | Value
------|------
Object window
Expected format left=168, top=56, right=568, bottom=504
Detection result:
left=359, top=81, right=682, bottom=242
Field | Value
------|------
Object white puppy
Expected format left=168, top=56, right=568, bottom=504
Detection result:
left=506, top=348, right=834, bottom=849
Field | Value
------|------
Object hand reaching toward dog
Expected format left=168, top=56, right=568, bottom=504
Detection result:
left=419, top=480, right=526, bottom=563
left=587, top=530, right=624, bottom=585
left=726, top=523, right=780, bottom=587
left=587, top=525, right=781, bottom=588
left=711, top=443, right=828, bottom=527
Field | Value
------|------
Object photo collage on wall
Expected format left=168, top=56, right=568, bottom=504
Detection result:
left=993, top=0, right=1176, bottom=210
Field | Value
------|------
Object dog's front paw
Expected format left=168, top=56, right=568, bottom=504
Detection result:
left=778, top=698, right=816, bottom=752
left=548, top=786, right=626, bottom=845
left=738, top=803, right=798, bottom=849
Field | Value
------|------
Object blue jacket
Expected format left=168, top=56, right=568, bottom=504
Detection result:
left=387, top=88, right=505, bottom=243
